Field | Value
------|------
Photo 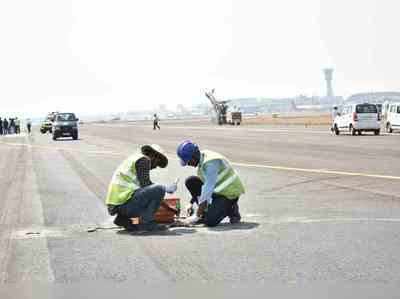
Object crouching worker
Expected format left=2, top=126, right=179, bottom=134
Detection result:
left=106, top=144, right=177, bottom=232
left=177, top=140, right=245, bottom=227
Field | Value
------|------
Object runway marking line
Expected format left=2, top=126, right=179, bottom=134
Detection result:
left=244, top=215, right=400, bottom=224
left=1, top=139, right=399, bottom=181
left=92, top=123, right=393, bottom=136
left=94, top=123, right=330, bottom=134
left=232, top=162, right=400, bottom=181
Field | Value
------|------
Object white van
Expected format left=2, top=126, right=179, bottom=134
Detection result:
left=385, top=103, right=400, bottom=133
left=333, top=103, right=380, bottom=135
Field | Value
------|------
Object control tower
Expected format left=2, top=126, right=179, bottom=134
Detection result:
left=323, top=68, right=334, bottom=97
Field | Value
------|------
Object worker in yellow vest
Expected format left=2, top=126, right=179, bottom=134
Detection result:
left=106, top=144, right=177, bottom=232
left=177, top=140, right=245, bottom=227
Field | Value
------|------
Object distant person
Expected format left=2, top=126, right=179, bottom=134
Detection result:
left=15, top=117, right=20, bottom=134
left=9, top=118, right=15, bottom=134
left=153, top=114, right=160, bottom=130
left=0, top=117, right=3, bottom=135
left=3, top=118, right=8, bottom=135
left=331, top=106, right=339, bottom=131
left=26, top=118, right=32, bottom=134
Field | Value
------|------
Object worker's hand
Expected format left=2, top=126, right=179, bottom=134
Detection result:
left=183, top=214, right=200, bottom=225
left=186, top=204, right=194, bottom=216
left=197, top=202, right=207, bottom=218
left=165, top=183, right=178, bottom=194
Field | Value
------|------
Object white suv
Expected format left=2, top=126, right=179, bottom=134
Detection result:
left=385, top=103, right=400, bottom=133
left=333, top=103, right=381, bottom=135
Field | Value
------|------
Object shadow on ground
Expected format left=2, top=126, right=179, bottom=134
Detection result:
left=54, top=138, right=82, bottom=141
left=207, top=221, right=260, bottom=232
left=113, top=222, right=259, bottom=237
left=116, top=228, right=197, bottom=237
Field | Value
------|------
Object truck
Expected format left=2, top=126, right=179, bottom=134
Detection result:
left=226, top=109, right=242, bottom=126
left=52, top=112, right=79, bottom=140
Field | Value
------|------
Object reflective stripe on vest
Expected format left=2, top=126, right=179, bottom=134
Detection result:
left=198, top=150, right=245, bottom=199
left=214, top=172, right=239, bottom=193
left=105, top=152, right=143, bottom=205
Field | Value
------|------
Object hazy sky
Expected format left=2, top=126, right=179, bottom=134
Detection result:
left=0, top=0, right=399, bottom=116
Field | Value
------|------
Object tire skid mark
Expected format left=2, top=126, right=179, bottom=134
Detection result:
left=59, top=150, right=108, bottom=203
left=0, top=145, right=27, bottom=282
left=133, top=239, right=177, bottom=282
left=320, top=180, right=400, bottom=200
left=135, top=237, right=215, bottom=282
left=265, top=172, right=400, bottom=200
left=265, top=175, right=342, bottom=193
left=5, top=143, right=56, bottom=283
left=0, top=140, right=120, bottom=157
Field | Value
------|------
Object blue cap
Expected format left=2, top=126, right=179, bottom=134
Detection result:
left=177, top=140, right=199, bottom=166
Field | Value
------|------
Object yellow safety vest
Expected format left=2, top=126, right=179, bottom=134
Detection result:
left=197, top=150, right=245, bottom=200
left=105, top=152, right=144, bottom=205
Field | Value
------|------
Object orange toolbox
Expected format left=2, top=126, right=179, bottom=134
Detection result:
left=154, top=197, right=181, bottom=223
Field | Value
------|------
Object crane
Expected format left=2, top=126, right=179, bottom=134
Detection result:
left=205, top=89, right=230, bottom=125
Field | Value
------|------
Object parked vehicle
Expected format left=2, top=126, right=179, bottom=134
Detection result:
left=385, top=102, right=400, bottom=133
left=227, top=111, right=242, bottom=125
left=333, top=103, right=380, bottom=135
left=40, top=112, right=58, bottom=134
left=52, top=112, right=79, bottom=140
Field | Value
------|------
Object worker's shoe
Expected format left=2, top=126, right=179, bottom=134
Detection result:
left=229, top=202, right=241, bottom=224
left=114, top=215, right=130, bottom=227
left=196, top=218, right=205, bottom=225
left=114, top=215, right=139, bottom=232
left=193, top=215, right=205, bottom=225
left=230, top=215, right=241, bottom=224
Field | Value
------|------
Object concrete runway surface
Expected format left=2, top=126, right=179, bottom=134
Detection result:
left=0, top=121, right=400, bottom=289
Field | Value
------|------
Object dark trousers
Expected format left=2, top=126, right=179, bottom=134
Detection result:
left=0, top=127, right=2, bottom=135
left=27, top=124, right=31, bottom=133
left=153, top=121, right=160, bottom=130
left=117, top=184, right=165, bottom=224
left=185, top=176, right=239, bottom=227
